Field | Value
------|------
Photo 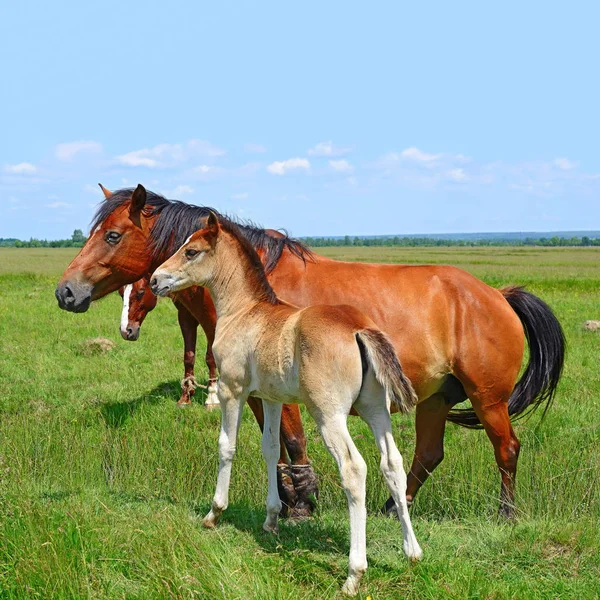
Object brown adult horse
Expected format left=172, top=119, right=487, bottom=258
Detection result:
left=56, top=184, right=565, bottom=519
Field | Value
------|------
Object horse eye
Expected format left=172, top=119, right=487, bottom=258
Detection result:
left=105, top=231, right=122, bottom=245
left=185, top=249, right=199, bottom=259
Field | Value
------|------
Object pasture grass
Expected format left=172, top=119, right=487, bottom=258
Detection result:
left=0, top=246, right=599, bottom=599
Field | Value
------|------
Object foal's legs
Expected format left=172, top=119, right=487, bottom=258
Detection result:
left=354, top=392, right=422, bottom=560
left=261, top=400, right=283, bottom=533
left=308, top=408, right=368, bottom=596
left=202, top=383, right=246, bottom=528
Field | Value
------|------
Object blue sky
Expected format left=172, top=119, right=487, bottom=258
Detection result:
left=1, top=1, right=599, bottom=239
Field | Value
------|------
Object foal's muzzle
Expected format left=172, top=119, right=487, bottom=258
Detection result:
left=149, top=273, right=173, bottom=297
left=55, top=280, right=93, bottom=313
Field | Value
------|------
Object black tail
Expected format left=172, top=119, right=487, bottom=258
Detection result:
left=447, top=286, right=566, bottom=429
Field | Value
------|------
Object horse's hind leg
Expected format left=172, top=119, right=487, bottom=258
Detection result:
left=308, top=407, right=368, bottom=596
left=471, top=397, right=520, bottom=518
left=261, top=400, right=283, bottom=533
left=405, top=394, right=453, bottom=505
left=354, top=391, right=422, bottom=561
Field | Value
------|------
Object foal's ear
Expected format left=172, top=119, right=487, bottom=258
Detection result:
left=130, top=184, right=147, bottom=217
left=206, top=210, right=220, bottom=230
left=204, top=210, right=220, bottom=244
left=98, top=183, right=112, bottom=199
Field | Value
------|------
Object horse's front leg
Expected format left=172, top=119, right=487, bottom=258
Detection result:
left=176, top=302, right=199, bottom=406
left=261, top=400, right=283, bottom=533
left=202, top=381, right=247, bottom=528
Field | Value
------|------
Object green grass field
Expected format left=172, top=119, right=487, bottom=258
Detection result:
left=0, top=246, right=599, bottom=599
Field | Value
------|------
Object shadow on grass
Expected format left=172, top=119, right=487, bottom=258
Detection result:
left=99, top=380, right=179, bottom=428
left=191, top=500, right=350, bottom=555
left=190, top=500, right=412, bottom=586
left=99, top=378, right=214, bottom=428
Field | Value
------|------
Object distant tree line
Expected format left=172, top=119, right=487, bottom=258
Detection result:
left=302, top=235, right=600, bottom=248
left=0, top=230, right=86, bottom=248
left=2, top=230, right=600, bottom=249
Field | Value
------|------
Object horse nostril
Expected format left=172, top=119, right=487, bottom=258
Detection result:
left=126, top=327, right=133, bottom=336
left=150, top=277, right=158, bottom=290
left=64, top=283, right=75, bottom=299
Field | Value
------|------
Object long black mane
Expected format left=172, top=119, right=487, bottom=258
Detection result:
left=216, top=218, right=279, bottom=304
left=90, top=188, right=314, bottom=272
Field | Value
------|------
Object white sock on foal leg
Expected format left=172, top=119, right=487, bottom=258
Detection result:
left=261, top=400, right=283, bottom=533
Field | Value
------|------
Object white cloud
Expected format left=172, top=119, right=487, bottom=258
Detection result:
left=267, top=157, right=310, bottom=175
left=307, top=141, right=352, bottom=157
left=448, top=168, right=468, bottom=182
left=329, top=159, right=354, bottom=173
left=171, top=185, right=194, bottom=197
left=400, top=147, right=442, bottom=163
left=46, top=201, right=71, bottom=209
left=55, top=141, right=103, bottom=161
left=115, top=139, right=225, bottom=169
left=231, top=192, right=248, bottom=200
left=245, top=143, right=267, bottom=153
left=554, top=157, right=577, bottom=170
left=234, top=162, right=262, bottom=177
left=4, top=162, right=37, bottom=174
left=9, top=197, right=19, bottom=204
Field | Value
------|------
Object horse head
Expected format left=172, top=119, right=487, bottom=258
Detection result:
left=55, top=184, right=155, bottom=312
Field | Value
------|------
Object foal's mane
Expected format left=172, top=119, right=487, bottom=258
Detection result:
left=216, top=218, right=279, bottom=304
left=90, top=188, right=313, bottom=272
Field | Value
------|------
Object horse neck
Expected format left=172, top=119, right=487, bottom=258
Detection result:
left=207, top=232, right=273, bottom=319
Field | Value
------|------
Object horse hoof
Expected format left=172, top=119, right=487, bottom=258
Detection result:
left=202, top=510, right=220, bottom=528
left=341, top=578, right=360, bottom=596
left=498, top=505, right=517, bottom=521
left=262, top=522, right=279, bottom=535
left=287, top=503, right=313, bottom=522
left=176, top=400, right=192, bottom=408
left=404, top=544, right=423, bottom=562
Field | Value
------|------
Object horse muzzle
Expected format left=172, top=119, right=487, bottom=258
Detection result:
left=149, top=273, right=174, bottom=297
left=55, top=280, right=93, bottom=313
left=120, top=324, right=140, bottom=341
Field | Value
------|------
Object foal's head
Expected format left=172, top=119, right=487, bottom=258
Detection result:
left=150, top=212, right=221, bottom=297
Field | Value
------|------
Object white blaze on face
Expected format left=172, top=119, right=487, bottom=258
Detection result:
left=120, top=284, right=133, bottom=335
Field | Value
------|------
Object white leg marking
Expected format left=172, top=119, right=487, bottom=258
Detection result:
left=262, top=400, right=283, bottom=533
left=356, top=394, right=422, bottom=563
left=311, top=410, right=368, bottom=597
left=203, top=388, right=245, bottom=528
left=120, top=284, right=133, bottom=336
left=205, top=380, right=220, bottom=409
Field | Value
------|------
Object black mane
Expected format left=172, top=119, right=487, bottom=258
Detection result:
left=90, top=188, right=314, bottom=272
left=216, top=218, right=279, bottom=304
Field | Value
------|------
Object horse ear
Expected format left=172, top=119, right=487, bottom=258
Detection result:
left=130, top=184, right=147, bottom=216
left=98, top=183, right=112, bottom=199
left=206, top=210, right=219, bottom=230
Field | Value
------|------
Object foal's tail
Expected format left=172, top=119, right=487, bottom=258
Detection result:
left=447, top=286, right=566, bottom=429
left=356, top=329, right=418, bottom=413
